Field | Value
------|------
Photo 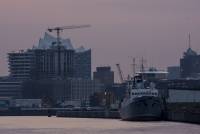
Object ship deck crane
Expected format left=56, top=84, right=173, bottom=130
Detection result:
left=116, top=64, right=125, bottom=83
left=47, top=25, right=91, bottom=76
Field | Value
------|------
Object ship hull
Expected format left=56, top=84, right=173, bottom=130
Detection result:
left=120, top=96, right=163, bottom=121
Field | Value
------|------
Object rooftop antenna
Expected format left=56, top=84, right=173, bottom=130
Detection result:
left=188, top=33, right=191, bottom=49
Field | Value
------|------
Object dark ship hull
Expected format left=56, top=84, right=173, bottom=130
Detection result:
left=120, top=96, right=163, bottom=121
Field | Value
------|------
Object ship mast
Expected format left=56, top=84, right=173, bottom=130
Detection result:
left=140, top=57, right=145, bottom=80
left=132, top=58, right=136, bottom=77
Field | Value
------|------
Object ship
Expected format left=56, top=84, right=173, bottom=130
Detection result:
left=120, top=75, right=163, bottom=121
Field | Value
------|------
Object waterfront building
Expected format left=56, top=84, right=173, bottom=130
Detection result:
left=167, top=66, right=180, bottom=80
left=22, top=78, right=104, bottom=105
left=157, top=79, right=200, bottom=103
left=167, top=89, right=200, bottom=103
left=8, top=50, right=35, bottom=80
left=68, top=78, right=103, bottom=103
left=32, top=48, right=74, bottom=79
left=180, top=47, right=200, bottom=78
left=0, top=79, right=22, bottom=99
left=22, top=79, right=58, bottom=106
left=8, top=33, right=91, bottom=80
left=6, top=32, right=93, bottom=104
left=74, top=46, right=91, bottom=79
left=8, top=48, right=74, bottom=80
left=180, top=35, right=200, bottom=79
left=34, top=33, right=75, bottom=79
left=93, top=66, right=114, bottom=87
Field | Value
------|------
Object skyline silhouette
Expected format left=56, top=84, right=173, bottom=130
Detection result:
left=0, top=0, right=200, bottom=80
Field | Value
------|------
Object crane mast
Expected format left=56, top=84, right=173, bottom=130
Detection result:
left=116, top=64, right=124, bottom=83
left=47, top=25, right=91, bottom=77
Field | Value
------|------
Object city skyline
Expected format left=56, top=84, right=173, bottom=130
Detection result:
left=0, top=0, right=200, bottom=80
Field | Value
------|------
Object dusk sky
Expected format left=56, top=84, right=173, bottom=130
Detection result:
left=0, top=0, right=200, bottom=81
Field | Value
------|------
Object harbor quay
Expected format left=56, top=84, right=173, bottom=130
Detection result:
left=0, top=108, right=120, bottom=119
left=1, top=106, right=200, bottom=124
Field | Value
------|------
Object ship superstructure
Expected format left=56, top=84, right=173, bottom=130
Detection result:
left=120, top=74, right=163, bottom=121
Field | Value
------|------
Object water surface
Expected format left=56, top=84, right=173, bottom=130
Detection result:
left=0, top=117, right=199, bottom=134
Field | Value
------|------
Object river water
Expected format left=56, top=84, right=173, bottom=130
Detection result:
left=0, top=117, right=199, bottom=134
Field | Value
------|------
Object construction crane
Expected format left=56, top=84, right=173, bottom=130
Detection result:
left=47, top=25, right=91, bottom=76
left=116, top=64, right=124, bottom=83
left=48, top=25, right=91, bottom=46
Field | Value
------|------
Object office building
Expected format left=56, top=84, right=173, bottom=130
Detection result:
left=157, top=79, right=200, bottom=103
left=22, top=78, right=104, bottom=105
left=93, top=66, right=114, bottom=87
left=0, top=79, right=22, bottom=99
left=8, top=33, right=91, bottom=80
left=8, top=50, right=35, bottom=80
left=180, top=47, right=200, bottom=78
left=167, top=66, right=180, bottom=80
left=68, top=78, right=103, bottom=102
left=74, top=46, right=91, bottom=79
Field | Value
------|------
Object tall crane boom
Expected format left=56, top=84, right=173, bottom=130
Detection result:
left=48, top=25, right=91, bottom=46
left=48, top=25, right=91, bottom=32
left=116, top=64, right=124, bottom=83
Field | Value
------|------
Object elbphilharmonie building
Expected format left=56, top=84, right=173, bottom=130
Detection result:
left=8, top=33, right=91, bottom=80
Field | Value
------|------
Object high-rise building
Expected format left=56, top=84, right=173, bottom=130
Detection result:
left=8, top=33, right=91, bottom=80
left=6, top=32, right=92, bottom=103
left=74, top=46, right=91, bottom=79
left=8, top=50, right=35, bottom=80
left=93, top=66, right=114, bottom=87
left=167, top=66, right=180, bottom=80
left=180, top=34, right=200, bottom=78
left=180, top=47, right=200, bottom=78
left=32, top=47, right=74, bottom=79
